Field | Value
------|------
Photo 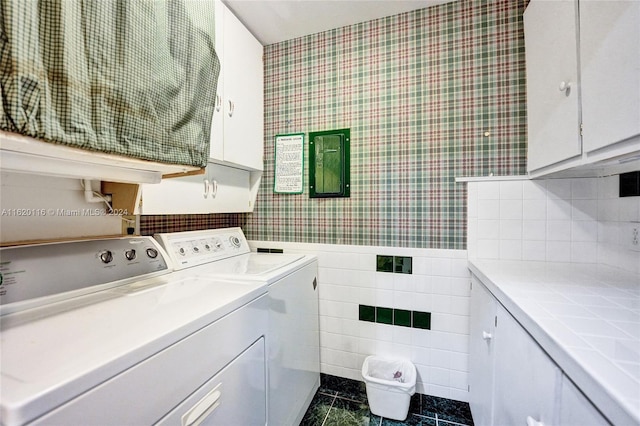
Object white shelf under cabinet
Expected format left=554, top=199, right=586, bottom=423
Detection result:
left=0, top=131, right=201, bottom=184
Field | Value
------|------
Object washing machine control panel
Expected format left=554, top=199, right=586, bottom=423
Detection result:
left=154, top=227, right=251, bottom=270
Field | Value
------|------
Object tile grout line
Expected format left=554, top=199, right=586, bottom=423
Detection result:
left=319, top=394, right=337, bottom=426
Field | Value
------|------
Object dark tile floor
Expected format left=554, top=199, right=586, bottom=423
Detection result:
left=300, top=374, right=474, bottom=426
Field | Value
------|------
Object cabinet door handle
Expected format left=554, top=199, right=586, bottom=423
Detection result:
left=181, top=384, right=222, bottom=426
left=482, top=331, right=493, bottom=340
left=215, top=94, right=221, bottom=112
left=558, top=80, right=571, bottom=92
left=203, top=179, right=211, bottom=199
left=211, top=179, right=218, bottom=199
left=228, top=100, right=234, bottom=117
left=526, top=416, right=544, bottom=426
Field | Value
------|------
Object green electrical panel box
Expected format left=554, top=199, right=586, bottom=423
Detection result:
left=309, top=128, right=350, bottom=198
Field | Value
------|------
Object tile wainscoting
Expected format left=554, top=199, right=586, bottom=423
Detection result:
left=249, top=239, right=471, bottom=402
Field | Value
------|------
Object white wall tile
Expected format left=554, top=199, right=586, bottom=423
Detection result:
left=571, top=242, right=598, bottom=263
left=500, top=181, right=523, bottom=200
left=478, top=181, right=500, bottom=199
left=523, top=179, right=547, bottom=199
left=477, top=239, right=500, bottom=259
left=500, top=239, right=523, bottom=260
left=572, top=221, right=598, bottom=242
left=598, top=198, right=620, bottom=222
left=500, top=199, right=523, bottom=220
left=523, top=199, right=547, bottom=220
left=547, top=241, right=571, bottom=262
left=572, top=199, right=598, bottom=221
left=523, top=240, right=546, bottom=261
left=478, top=219, right=500, bottom=239
left=523, top=220, right=546, bottom=241
left=547, top=220, right=572, bottom=241
left=598, top=175, right=619, bottom=199
left=547, top=179, right=572, bottom=199
left=620, top=197, right=640, bottom=222
left=478, top=199, right=500, bottom=220
left=500, top=220, right=523, bottom=240
left=572, top=178, right=599, bottom=199
left=547, top=198, right=572, bottom=221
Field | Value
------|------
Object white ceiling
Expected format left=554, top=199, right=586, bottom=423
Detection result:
left=223, top=0, right=458, bottom=45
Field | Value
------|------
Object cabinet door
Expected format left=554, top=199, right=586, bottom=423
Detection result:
left=580, top=0, right=640, bottom=156
left=524, top=0, right=581, bottom=172
left=468, top=277, right=497, bottom=426
left=221, top=4, right=264, bottom=171
left=493, top=304, right=561, bottom=426
left=559, top=375, right=611, bottom=426
left=140, top=164, right=252, bottom=214
left=209, top=0, right=225, bottom=162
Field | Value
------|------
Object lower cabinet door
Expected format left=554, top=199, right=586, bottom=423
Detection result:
left=559, top=375, right=611, bottom=426
left=492, top=304, right=560, bottom=426
left=157, top=338, right=266, bottom=426
left=468, top=277, right=497, bottom=426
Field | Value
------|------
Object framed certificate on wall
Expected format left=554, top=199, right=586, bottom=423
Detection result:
left=274, top=133, right=304, bottom=194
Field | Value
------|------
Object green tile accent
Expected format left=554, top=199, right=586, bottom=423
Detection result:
left=359, top=305, right=375, bottom=322
left=394, top=309, right=412, bottom=327
left=376, top=307, right=393, bottom=325
left=413, top=311, right=431, bottom=330
left=376, top=255, right=394, bottom=272
left=394, top=256, right=412, bottom=274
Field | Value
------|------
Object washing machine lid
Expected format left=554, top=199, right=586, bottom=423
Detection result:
left=0, top=273, right=267, bottom=426
left=206, top=252, right=306, bottom=276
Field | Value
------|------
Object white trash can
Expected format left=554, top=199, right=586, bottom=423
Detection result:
left=361, top=355, right=416, bottom=421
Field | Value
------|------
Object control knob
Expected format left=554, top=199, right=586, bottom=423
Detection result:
left=229, top=236, right=241, bottom=248
left=125, top=249, right=136, bottom=261
left=99, top=250, right=114, bottom=264
left=146, top=248, right=159, bottom=258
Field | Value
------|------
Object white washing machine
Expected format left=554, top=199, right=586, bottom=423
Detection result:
left=155, top=227, right=320, bottom=426
left=0, top=236, right=268, bottom=426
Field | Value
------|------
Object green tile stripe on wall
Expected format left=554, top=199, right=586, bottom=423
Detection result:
left=241, top=0, right=528, bottom=250
left=359, top=304, right=431, bottom=330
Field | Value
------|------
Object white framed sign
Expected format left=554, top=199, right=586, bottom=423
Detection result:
left=274, top=133, right=304, bottom=194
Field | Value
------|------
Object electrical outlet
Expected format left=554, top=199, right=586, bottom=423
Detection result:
left=627, top=222, right=640, bottom=252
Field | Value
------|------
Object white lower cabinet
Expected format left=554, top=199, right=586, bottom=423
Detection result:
left=468, top=276, right=497, bottom=426
left=469, top=275, right=611, bottom=426
left=492, top=303, right=560, bottom=426
left=559, top=376, right=609, bottom=426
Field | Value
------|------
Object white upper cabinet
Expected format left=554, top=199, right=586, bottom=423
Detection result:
left=139, top=1, right=264, bottom=214
left=140, top=163, right=259, bottom=214
left=210, top=0, right=264, bottom=171
left=524, top=0, right=581, bottom=173
left=579, top=1, right=640, bottom=157
left=525, top=0, right=640, bottom=178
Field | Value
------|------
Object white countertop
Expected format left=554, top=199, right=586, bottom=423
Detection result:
left=468, top=259, right=640, bottom=426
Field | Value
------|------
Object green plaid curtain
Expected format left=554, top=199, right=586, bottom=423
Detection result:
left=0, top=0, right=220, bottom=167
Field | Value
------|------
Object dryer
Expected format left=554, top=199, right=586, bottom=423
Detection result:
left=155, top=227, right=320, bottom=426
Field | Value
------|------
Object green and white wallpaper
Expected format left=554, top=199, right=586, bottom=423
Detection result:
left=142, top=0, right=528, bottom=250
left=243, top=0, right=527, bottom=250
